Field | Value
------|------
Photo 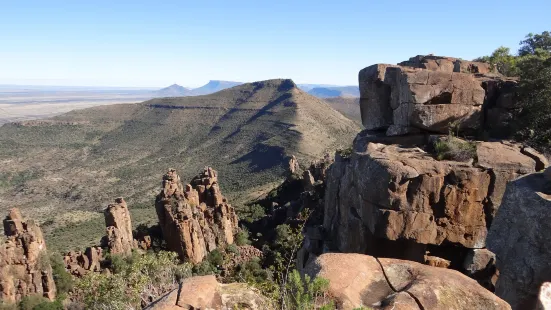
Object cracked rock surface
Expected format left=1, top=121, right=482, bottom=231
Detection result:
left=323, top=140, right=539, bottom=258
left=303, top=253, right=511, bottom=310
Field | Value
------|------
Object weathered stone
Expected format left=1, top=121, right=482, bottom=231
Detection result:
left=103, top=197, right=135, bottom=255
left=359, top=55, right=517, bottom=136
left=488, top=172, right=551, bottom=310
left=399, top=55, right=493, bottom=74
left=155, top=167, right=238, bottom=263
left=144, top=275, right=270, bottom=310
left=288, top=155, right=300, bottom=175
left=323, top=140, right=538, bottom=258
left=303, top=253, right=510, bottom=310
left=425, top=255, right=451, bottom=269
left=64, top=247, right=103, bottom=277
left=302, top=170, right=315, bottom=192
left=463, top=249, right=496, bottom=276
left=0, top=209, right=56, bottom=303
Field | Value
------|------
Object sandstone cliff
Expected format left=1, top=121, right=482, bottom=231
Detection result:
left=0, top=209, right=56, bottom=303
left=155, top=167, right=239, bottom=263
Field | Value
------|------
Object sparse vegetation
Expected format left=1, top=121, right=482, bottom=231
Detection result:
left=75, top=250, right=191, bottom=309
left=434, top=137, right=477, bottom=162
left=477, top=31, right=551, bottom=152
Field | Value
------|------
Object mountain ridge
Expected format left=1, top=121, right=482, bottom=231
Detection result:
left=0, top=78, right=359, bottom=251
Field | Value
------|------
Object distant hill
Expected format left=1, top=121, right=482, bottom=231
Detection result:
left=297, top=84, right=339, bottom=92
left=308, top=86, right=359, bottom=98
left=155, top=84, right=191, bottom=97
left=190, top=80, right=242, bottom=95
left=0, top=79, right=360, bottom=251
left=323, top=97, right=361, bottom=124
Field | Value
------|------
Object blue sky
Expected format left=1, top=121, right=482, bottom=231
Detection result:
left=0, top=0, right=549, bottom=87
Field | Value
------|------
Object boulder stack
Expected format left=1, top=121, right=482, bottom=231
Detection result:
left=155, top=167, right=239, bottom=263
left=0, top=209, right=56, bottom=303
left=303, top=55, right=548, bottom=289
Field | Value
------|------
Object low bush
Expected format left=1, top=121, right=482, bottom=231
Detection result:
left=75, top=251, right=191, bottom=309
left=434, top=137, right=477, bottom=162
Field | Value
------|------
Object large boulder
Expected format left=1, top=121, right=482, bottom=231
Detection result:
left=303, top=253, right=510, bottom=310
left=0, top=209, right=56, bottom=303
left=359, top=64, right=485, bottom=135
left=487, top=170, right=551, bottom=310
left=155, top=167, right=239, bottom=263
left=144, top=275, right=270, bottom=310
left=323, top=140, right=539, bottom=261
left=359, top=55, right=518, bottom=137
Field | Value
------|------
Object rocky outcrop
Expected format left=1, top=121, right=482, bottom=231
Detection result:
left=144, top=275, right=270, bottom=310
left=323, top=140, right=540, bottom=257
left=359, top=55, right=518, bottom=137
left=303, top=253, right=510, bottom=310
left=64, top=197, right=137, bottom=276
left=398, top=55, right=493, bottom=74
left=155, top=167, right=239, bottom=263
left=64, top=247, right=103, bottom=277
left=0, top=209, right=56, bottom=303
left=103, top=197, right=135, bottom=255
left=487, top=169, right=551, bottom=310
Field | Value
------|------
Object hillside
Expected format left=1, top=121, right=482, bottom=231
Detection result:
left=0, top=79, right=359, bottom=251
left=323, top=97, right=361, bottom=124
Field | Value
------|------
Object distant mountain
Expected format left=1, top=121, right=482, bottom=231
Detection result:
left=0, top=79, right=360, bottom=251
left=308, top=86, right=359, bottom=98
left=296, top=84, right=340, bottom=92
left=190, top=80, right=242, bottom=95
left=155, top=84, right=191, bottom=97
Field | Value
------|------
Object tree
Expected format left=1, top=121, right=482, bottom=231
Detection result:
left=518, top=31, right=551, bottom=56
left=474, top=46, right=518, bottom=76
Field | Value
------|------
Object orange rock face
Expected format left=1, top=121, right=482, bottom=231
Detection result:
left=155, top=167, right=239, bottom=263
left=0, top=209, right=56, bottom=303
left=103, top=197, right=135, bottom=255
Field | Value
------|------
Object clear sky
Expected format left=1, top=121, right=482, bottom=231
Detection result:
left=0, top=0, right=549, bottom=88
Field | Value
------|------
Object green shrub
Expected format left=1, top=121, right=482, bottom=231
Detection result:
left=282, top=270, right=332, bottom=310
left=434, top=137, right=477, bottom=162
left=49, top=253, right=74, bottom=296
left=206, top=249, right=224, bottom=267
left=18, top=295, right=63, bottom=310
left=76, top=251, right=191, bottom=309
left=235, top=228, right=251, bottom=246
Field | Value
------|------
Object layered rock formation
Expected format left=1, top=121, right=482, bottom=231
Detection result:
left=359, top=55, right=518, bottom=137
left=0, top=209, right=56, bottom=303
left=305, top=55, right=548, bottom=291
left=155, top=167, right=239, bottom=263
left=303, top=253, right=510, bottom=310
left=144, top=275, right=270, bottom=310
left=103, top=197, right=135, bottom=255
left=323, top=140, right=541, bottom=261
left=487, top=169, right=551, bottom=309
